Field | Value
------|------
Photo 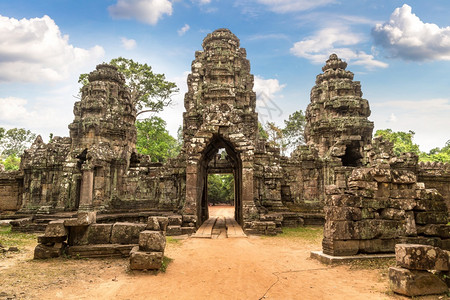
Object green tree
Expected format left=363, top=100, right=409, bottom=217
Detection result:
left=265, top=122, right=287, bottom=155
left=419, top=140, right=450, bottom=162
left=208, top=174, right=234, bottom=205
left=1, top=154, right=20, bottom=170
left=374, top=129, right=420, bottom=156
left=282, top=110, right=306, bottom=152
left=79, top=57, right=178, bottom=116
left=136, top=117, right=179, bottom=162
left=0, top=128, right=36, bottom=157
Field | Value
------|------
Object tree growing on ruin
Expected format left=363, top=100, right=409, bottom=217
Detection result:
left=375, top=129, right=420, bottom=156
left=79, top=57, right=178, bottom=116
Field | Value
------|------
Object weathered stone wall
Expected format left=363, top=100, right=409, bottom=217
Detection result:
left=322, top=144, right=449, bottom=256
left=0, top=171, right=22, bottom=211
left=418, top=162, right=450, bottom=215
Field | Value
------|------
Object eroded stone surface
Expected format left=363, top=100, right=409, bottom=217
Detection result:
left=395, top=244, right=449, bottom=271
left=139, top=230, right=166, bottom=252
left=389, top=267, right=448, bottom=297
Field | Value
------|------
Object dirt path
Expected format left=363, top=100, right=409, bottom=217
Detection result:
left=20, top=236, right=394, bottom=300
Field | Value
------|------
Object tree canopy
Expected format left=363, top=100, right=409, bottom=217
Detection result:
left=135, top=117, right=180, bottom=162
left=0, top=127, right=36, bottom=171
left=79, top=57, right=178, bottom=116
left=374, top=129, right=450, bottom=163
left=261, top=109, right=306, bottom=156
left=208, top=174, right=234, bottom=205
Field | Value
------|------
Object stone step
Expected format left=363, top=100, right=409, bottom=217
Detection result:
left=67, top=244, right=135, bottom=258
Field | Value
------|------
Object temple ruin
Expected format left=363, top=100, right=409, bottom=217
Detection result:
left=0, top=29, right=449, bottom=254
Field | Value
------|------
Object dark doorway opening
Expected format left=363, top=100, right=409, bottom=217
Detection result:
left=198, top=135, right=242, bottom=225
left=340, top=142, right=363, bottom=167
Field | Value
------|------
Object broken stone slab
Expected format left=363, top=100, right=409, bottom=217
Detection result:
left=139, top=230, right=166, bottom=252
left=38, top=235, right=67, bottom=245
left=395, top=244, right=449, bottom=271
left=64, top=211, right=97, bottom=227
left=389, top=267, right=448, bottom=297
left=44, top=220, right=68, bottom=237
left=110, top=222, right=147, bottom=244
left=415, top=212, right=448, bottom=225
left=34, top=243, right=64, bottom=259
left=9, top=217, right=32, bottom=227
left=146, top=217, right=160, bottom=231
left=129, top=246, right=163, bottom=270
left=166, top=225, right=182, bottom=236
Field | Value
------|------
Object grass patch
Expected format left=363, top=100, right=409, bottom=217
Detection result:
left=166, top=236, right=180, bottom=244
left=0, top=226, right=37, bottom=248
left=276, top=226, right=323, bottom=242
left=160, top=256, right=173, bottom=273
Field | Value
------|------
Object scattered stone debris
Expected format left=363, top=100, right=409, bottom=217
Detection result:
left=389, top=244, right=449, bottom=297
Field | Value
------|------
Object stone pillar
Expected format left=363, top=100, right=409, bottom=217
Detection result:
left=79, top=169, right=94, bottom=211
left=242, top=163, right=257, bottom=223
left=184, top=163, right=199, bottom=217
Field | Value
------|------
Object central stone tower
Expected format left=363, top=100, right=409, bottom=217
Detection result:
left=182, top=29, right=259, bottom=225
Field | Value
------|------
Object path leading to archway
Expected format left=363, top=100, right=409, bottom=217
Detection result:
left=193, top=206, right=246, bottom=239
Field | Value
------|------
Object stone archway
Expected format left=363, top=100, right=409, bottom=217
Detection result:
left=197, top=134, right=242, bottom=225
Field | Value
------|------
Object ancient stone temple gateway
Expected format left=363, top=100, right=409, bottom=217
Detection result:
left=0, top=29, right=449, bottom=252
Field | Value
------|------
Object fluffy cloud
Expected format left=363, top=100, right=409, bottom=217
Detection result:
left=290, top=27, right=388, bottom=69
left=256, top=0, right=336, bottom=13
left=0, top=15, right=104, bottom=82
left=254, top=76, right=286, bottom=124
left=178, top=24, right=190, bottom=36
left=373, top=4, right=450, bottom=61
left=121, top=37, right=137, bottom=50
left=108, top=0, right=172, bottom=25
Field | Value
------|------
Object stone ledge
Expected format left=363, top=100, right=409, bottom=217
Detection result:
left=310, top=250, right=394, bottom=265
left=66, top=244, right=136, bottom=258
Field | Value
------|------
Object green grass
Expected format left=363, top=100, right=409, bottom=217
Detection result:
left=0, top=226, right=37, bottom=248
left=276, top=226, right=323, bottom=241
left=160, top=256, right=173, bottom=273
left=165, top=236, right=180, bottom=244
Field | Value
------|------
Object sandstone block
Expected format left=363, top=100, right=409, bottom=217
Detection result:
left=87, top=224, right=112, bottom=244
left=417, top=224, right=450, bottom=238
left=168, top=215, right=182, bottom=226
left=146, top=217, right=160, bottom=231
left=166, top=225, right=182, bottom=236
left=37, top=235, right=67, bottom=245
left=34, top=243, right=63, bottom=259
left=415, top=212, right=448, bottom=225
left=359, top=239, right=397, bottom=254
left=64, top=211, right=97, bottom=227
left=157, top=217, right=169, bottom=232
left=129, top=246, right=163, bottom=270
left=110, top=222, right=147, bottom=244
left=324, top=206, right=362, bottom=221
left=181, top=227, right=196, bottom=235
left=44, top=220, right=68, bottom=237
left=395, top=244, right=449, bottom=271
left=389, top=267, right=448, bottom=297
left=322, top=239, right=359, bottom=256
left=182, top=214, right=197, bottom=224
left=139, top=230, right=166, bottom=252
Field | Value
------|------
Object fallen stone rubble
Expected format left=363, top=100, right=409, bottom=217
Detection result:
left=389, top=244, right=449, bottom=297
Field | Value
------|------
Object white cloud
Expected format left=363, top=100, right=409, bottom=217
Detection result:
left=254, top=76, right=286, bottom=125
left=121, top=37, right=137, bottom=50
left=256, top=0, right=336, bottom=13
left=373, top=4, right=450, bottom=61
left=192, top=0, right=211, bottom=4
left=178, top=24, right=190, bottom=36
left=371, top=98, right=450, bottom=151
left=0, top=15, right=104, bottom=83
left=290, top=26, right=388, bottom=69
left=108, top=0, right=172, bottom=25
left=0, top=95, right=73, bottom=140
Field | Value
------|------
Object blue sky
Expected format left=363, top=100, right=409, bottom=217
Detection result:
left=1, top=0, right=449, bottom=152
